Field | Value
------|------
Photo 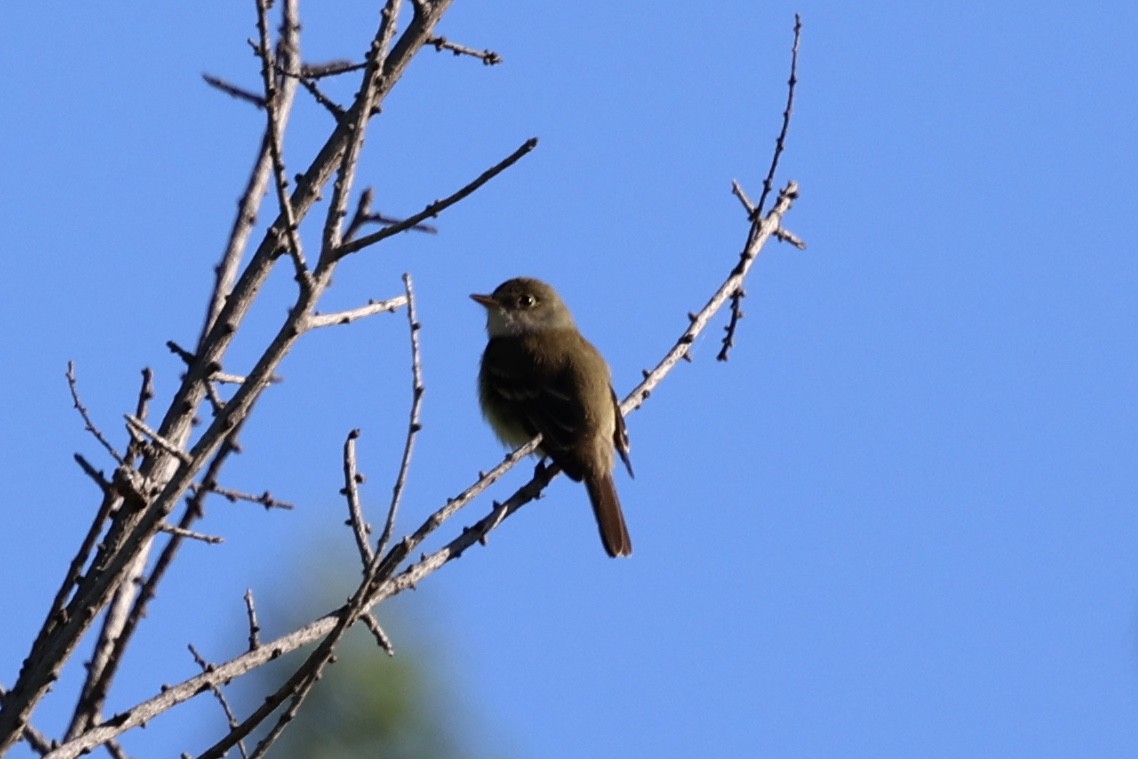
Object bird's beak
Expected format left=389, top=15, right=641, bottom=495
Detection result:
left=470, top=293, right=497, bottom=309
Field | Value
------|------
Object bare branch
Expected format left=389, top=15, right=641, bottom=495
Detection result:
left=361, top=613, right=395, bottom=656
left=307, top=294, right=408, bottom=329
left=754, top=14, right=802, bottom=218
left=0, top=0, right=468, bottom=746
left=254, top=0, right=311, bottom=288
left=123, top=415, right=192, bottom=464
left=731, top=178, right=757, bottom=217
left=157, top=524, right=223, bottom=544
left=0, top=685, right=53, bottom=755
left=188, top=645, right=248, bottom=759
left=332, top=137, right=539, bottom=259
left=775, top=226, right=807, bottom=249
left=426, top=35, right=503, bottom=65
left=73, top=453, right=112, bottom=492
left=67, top=362, right=125, bottom=466
left=244, top=590, right=261, bottom=652
left=376, top=273, right=425, bottom=558
left=198, top=482, right=294, bottom=510
left=345, top=188, right=438, bottom=242
left=319, top=0, right=405, bottom=261
left=124, top=369, right=156, bottom=463
left=719, top=15, right=803, bottom=361
left=201, top=74, right=267, bottom=108
left=342, top=428, right=373, bottom=568
left=296, top=75, right=345, bottom=119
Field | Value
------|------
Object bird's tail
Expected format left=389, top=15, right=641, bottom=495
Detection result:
left=585, top=472, right=632, bottom=558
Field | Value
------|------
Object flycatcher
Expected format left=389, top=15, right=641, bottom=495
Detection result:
left=472, top=277, right=634, bottom=557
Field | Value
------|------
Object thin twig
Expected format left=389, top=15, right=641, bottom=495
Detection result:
left=73, top=453, right=112, bottom=492
left=376, top=273, right=424, bottom=558
left=774, top=227, right=807, bottom=249
left=344, top=188, right=437, bottom=242
left=201, top=74, right=267, bottom=108
left=361, top=613, right=395, bottom=656
left=125, top=369, right=156, bottom=463
left=426, top=35, right=503, bottom=65
left=255, top=0, right=311, bottom=288
left=731, top=179, right=757, bottom=217
left=755, top=14, right=802, bottom=218
left=188, top=645, right=248, bottom=759
left=192, top=482, right=294, bottom=511
left=296, top=76, right=345, bottom=119
left=719, top=15, right=802, bottom=361
left=166, top=340, right=197, bottom=366
left=67, top=362, right=125, bottom=465
left=300, top=59, right=366, bottom=78
left=307, top=294, right=408, bottom=329
left=157, top=524, right=223, bottom=544
left=124, top=415, right=192, bottom=464
left=342, top=429, right=373, bottom=568
left=332, top=137, right=538, bottom=259
left=318, top=0, right=404, bottom=262
left=0, top=685, right=53, bottom=755
left=244, top=590, right=261, bottom=651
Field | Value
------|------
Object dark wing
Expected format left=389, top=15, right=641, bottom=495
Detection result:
left=611, top=386, right=634, bottom=479
left=481, top=336, right=588, bottom=478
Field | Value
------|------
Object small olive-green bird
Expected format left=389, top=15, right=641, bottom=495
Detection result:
left=472, top=277, right=634, bottom=557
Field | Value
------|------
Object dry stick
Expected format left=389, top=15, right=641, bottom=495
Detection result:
left=43, top=447, right=549, bottom=759
left=105, top=739, right=131, bottom=759
left=63, top=545, right=150, bottom=743
left=319, top=0, right=404, bottom=262
left=124, top=416, right=192, bottom=464
left=66, top=362, right=124, bottom=466
left=201, top=74, right=266, bottom=108
left=755, top=14, right=802, bottom=218
left=345, top=189, right=439, bottom=241
left=719, top=14, right=802, bottom=362
left=243, top=590, right=261, bottom=652
left=124, top=369, right=156, bottom=463
left=342, top=429, right=373, bottom=567
left=0, top=685, right=53, bottom=756
left=308, top=293, right=408, bottom=329
left=58, top=14, right=305, bottom=736
left=66, top=422, right=248, bottom=742
left=37, top=471, right=118, bottom=654
left=157, top=524, right=222, bottom=544
left=426, top=35, right=503, bottom=65
left=340, top=432, right=408, bottom=655
left=73, top=454, right=112, bottom=491
left=0, top=2, right=458, bottom=748
left=376, top=273, right=424, bottom=559
left=333, top=136, right=539, bottom=259
left=192, top=482, right=294, bottom=511
left=208, top=269, right=426, bottom=757
left=255, top=0, right=310, bottom=287
left=361, top=613, right=394, bottom=656
left=188, top=645, right=249, bottom=759
left=343, top=187, right=377, bottom=243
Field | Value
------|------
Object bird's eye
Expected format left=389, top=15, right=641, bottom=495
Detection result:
left=518, top=294, right=536, bottom=308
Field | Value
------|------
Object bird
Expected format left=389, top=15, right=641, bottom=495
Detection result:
left=471, top=277, right=634, bottom=557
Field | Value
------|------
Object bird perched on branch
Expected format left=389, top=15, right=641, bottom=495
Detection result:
left=472, top=277, right=634, bottom=557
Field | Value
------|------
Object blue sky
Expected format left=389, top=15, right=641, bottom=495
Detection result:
left=3, top=1, right=1137, bottom=757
